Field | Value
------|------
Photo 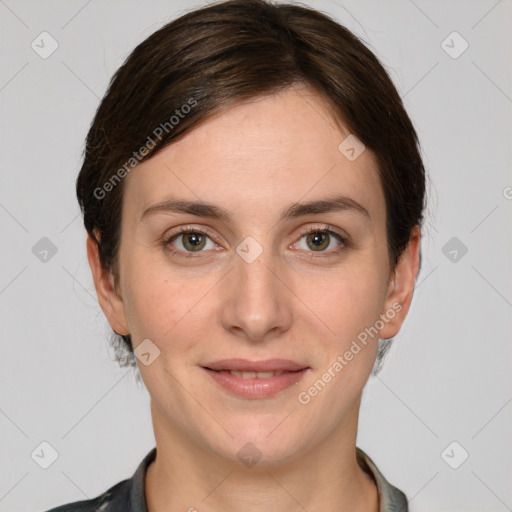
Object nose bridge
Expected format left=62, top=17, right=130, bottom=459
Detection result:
left=220, top=238, right=293, bottom=341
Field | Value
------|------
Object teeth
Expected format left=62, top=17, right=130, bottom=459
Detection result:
left=228, top=370, right=283, bottom=379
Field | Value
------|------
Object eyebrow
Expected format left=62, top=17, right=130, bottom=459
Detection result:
left=140, top=195, right=370, bottom=222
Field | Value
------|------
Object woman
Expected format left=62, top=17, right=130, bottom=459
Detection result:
left=48, top=0, right=425, bottom=510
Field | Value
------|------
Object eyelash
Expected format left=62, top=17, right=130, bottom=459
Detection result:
left=163, top=227, right=216, bottom=259
left=162, top=224, right=349, bottom=259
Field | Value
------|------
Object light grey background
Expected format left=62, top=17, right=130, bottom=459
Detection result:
left=1, top=1, right=511, bottom=511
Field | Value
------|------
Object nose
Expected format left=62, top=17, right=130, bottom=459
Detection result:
left=219, top=241, right=294, bottom=343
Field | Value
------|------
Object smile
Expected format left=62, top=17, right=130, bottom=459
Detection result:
left=221, top=370, right=291, bottom=379
left=202, top=359, right=309, bottom=398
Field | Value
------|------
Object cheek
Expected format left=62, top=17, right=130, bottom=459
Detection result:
left=121, top=258, right=209, bottom=350
left=293, top=271, right=386, bottom=429
left=299, top=266, right=387, bottom=347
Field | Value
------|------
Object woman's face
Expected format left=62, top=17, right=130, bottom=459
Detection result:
left=90, top=86, right=418, bottom=465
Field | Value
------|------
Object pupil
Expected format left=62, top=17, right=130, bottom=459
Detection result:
left=308, top=232, right=329, bottom=251
left=312, top=233, right=323, bottom=245
left=188, top=234, right=201, bottom=245
left=184, top=233, right=205, bottom=251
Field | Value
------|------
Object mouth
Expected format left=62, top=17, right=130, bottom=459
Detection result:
left=220, top=370, right=293, bottom=379
left=201, top=359, right=309, bottom=399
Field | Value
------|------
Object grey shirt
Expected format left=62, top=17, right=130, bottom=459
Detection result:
left=46, top=447, right=408, bottom=511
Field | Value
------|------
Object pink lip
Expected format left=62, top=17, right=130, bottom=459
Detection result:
left=202, top=359, right=309, bottom=399
left=203, top=358, right=306, bottom=372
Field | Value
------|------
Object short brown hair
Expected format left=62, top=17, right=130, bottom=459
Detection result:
left=77, top=0, right=426, bottom=366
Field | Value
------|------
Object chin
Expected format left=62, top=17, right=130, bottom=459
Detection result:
left=205, top=418, right=309, bottom=468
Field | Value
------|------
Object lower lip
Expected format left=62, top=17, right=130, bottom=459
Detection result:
left=203, top=368, right=308, bottom=399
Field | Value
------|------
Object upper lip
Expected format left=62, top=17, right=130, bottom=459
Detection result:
left=203, top=359, right=308, bottom=372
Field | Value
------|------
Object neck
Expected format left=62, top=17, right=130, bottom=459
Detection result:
left=145, top=401, right=379, bottom=512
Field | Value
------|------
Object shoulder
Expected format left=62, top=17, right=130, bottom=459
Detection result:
left=356, top=447, right=409, bottom=512
left=44, top=478, right=131, bottom=512
left=44, top=447, right=157, bottom=512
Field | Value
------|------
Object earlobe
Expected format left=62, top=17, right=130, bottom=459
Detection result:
left=379, top=226, right=421, bottom=339
left=86, top=232, right=130, bottom=336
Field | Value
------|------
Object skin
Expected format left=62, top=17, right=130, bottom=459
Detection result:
left=87, top=85, right=420, bottom=512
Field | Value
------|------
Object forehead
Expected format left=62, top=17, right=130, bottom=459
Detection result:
left=122, top=86, right=385, bottom=225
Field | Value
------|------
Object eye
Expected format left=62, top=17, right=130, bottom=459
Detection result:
left=293, top=226, right=346, bottom=253
left=165, top=228, right=216, bottom=255
left=163, top=225, right=347, bottom=258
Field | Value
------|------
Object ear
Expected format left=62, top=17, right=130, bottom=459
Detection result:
left=379, top=226, right=421, bottom=339
left=86, top=231, right=130, bottom=336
